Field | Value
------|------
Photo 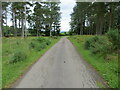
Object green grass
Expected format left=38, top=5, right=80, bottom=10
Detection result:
left=2, top=36, right=60, bottom=88
left=68, top=35, right=118, bottom=88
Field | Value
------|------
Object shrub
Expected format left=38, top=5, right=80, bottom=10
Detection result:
left=85, top=36, right=113, bottom=58
left=45, top=39, right=51, bottom=45
left=29, top=42, right=36, bottom=49
left=36, top=37, right=46, bottom=42
left=51, top=36, right=58, bottom=39
left=35, top=42, right=47, bottom=51
left=106, top=29, right=120, bottom=50
left=16, top=41, right=20, bottom=45
left=84, top=36, right=99, bottom=50
left=29, top=37, right=51, bottom=51
left=105, top=54, right=118, bottom=61
left=29, top=41, right=40, bottom=51
left=10, top=51, right=27, bottom=63
left=90, top=37, right=113, bottom=57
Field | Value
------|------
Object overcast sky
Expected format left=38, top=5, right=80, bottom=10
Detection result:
left=60, top=0, right=76, bottom=32
left=7, top=0, right=76, bottom=32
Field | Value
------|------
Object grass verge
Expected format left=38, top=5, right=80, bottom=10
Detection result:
left=68, top=35, right=118, bottom=88
left=2, top=36, right=60, bottom=88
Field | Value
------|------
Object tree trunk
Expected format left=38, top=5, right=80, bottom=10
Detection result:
left=14, top=13, right=17, bottom=37
left=0, top=1, right=2, bottom=37
left=96, top=3, right=105, bottom=35
left=50, top=29, right=52, bottom=36
left=12, top=12, right=14, bottom=27
left=50, top=24, right=52, bottom=36
left=24, top=5, right=27, bottom=37
left=19, top=17, right=20, bottom=29
left=37, top=29, right=38, bottom=37
left=99, top=14, right=103, bottom=35
left=96, top=15, right=99, bottom=35
left=82, top=17, right=85, bottom=35
left=96, top=13, right=103, bottom=35
left=12, top=11, right=16, bottom=36
left=6, top=10, right=7, bottom=34
left=22, top=18, right=24, bottom=38
left=80, top=18, right=83, bottom=35
left=118, top=6, right=120, bottom=29
left=109, top=3, right=114, bottom=30
left=80, top=24, right=82, bottom=35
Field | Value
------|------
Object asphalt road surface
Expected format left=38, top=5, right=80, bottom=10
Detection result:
left=14, top=37, right=99, bottom=88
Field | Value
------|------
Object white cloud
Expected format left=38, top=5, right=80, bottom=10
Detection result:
left=61, top=20, right=70, bottom=31
left=60, top=0, right=76, bottom=32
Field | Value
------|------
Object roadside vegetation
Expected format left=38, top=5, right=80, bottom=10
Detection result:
left=69, top=2, right=119, bottom=88
left=69, top=2, right=120, bottom=35
left=68, top=29, right=119, bottom=88
left=1, top=1, right=119, bottom=89
left=2, top=36, right=60, bottom=88
left=1, top=2, right=61, bottom=88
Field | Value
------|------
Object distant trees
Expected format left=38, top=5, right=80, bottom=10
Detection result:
left=32, top=2, right=43, bottom=36
left=1, top=2, right=61, bottom=37
left=70, top=2, right=120, bottom=35
left=40, top=2, right=61, bottom=36
left=2, top=2, right=9, bottom=37
left=0, top=1, right=2, bottom=37
left=2, top=2, right=32, bottom=37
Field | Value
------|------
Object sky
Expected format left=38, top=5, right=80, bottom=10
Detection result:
left=60, top=0, right=76, bottom=32
left=7, top=0, right=76, bottom=32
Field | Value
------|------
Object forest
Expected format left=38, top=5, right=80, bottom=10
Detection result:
left=1, top=2, right=61, bottom=37
left=69, top=2, right=119, bottom=88
left=70, top=2, right=120, bottom=35
left=0, top=1, right=120, bottom=89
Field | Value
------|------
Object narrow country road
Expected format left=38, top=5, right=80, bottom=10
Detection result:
left=13, top=37, right=99, bottom=88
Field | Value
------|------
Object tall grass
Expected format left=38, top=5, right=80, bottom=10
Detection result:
left=68, top=35, right=118, bottom=88
left=2, top=37, right=60, bottom=88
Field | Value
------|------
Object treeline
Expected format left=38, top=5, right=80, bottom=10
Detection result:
left=1, top=2, right=61, bottom=37
left=70, top=2, right=120, bottom=35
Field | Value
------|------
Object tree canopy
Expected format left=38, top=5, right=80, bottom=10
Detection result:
left=1, top=2, right=61, bottom=37
left=70, top=2, right=120, bottom=35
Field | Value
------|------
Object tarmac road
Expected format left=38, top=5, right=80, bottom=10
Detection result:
left=14, top=37, right=99, bottom=88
